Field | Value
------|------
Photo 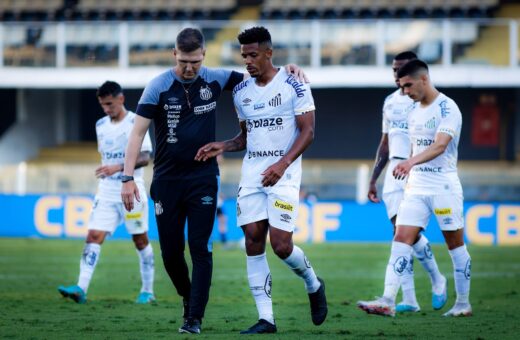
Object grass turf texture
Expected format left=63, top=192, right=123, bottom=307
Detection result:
left=0, top=239, right=518, bottom=339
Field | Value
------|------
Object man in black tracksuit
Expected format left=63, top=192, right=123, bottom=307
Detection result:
left=122, top=28, right=304, bottom=334
left=121, top=28, right=242, bottom=334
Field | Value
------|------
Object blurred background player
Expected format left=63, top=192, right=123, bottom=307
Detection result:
left=358, top=60, right=472, bottom=317
left=195, top=26, right=327, bottom=334
left=367, top=51, right=447, bottom=313
left=121, top=28, right=306, bottom=334
left=58, top=81, right=155, bottom=304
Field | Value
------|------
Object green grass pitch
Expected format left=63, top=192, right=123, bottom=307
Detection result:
left=0, top=238, right=518, bottom=339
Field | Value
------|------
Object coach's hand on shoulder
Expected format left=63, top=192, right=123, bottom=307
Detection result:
left=285, top=64, right=309, bottom=83
left=368, top=183, right=380, bottom=203
left=122, top=181, right=140, bottom=212
left=195, top=142, right=225, bottom=162
left=261, top=160, right=288, bottom=187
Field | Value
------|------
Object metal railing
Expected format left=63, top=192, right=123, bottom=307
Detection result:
left=0, top=19, right=518, bottom=69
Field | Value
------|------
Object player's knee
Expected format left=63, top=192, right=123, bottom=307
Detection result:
left=244, top=238, right=265, bottom=255
left=132, top=234, right=149, bottom=250
left=271, top=242, right=292, bottom=259
left=86, top=231, right=105, bottom=244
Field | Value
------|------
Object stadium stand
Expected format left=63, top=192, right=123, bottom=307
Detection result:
left=0, top=0, right=519, bottom=201
left=260, top=0, right=499, bottom=20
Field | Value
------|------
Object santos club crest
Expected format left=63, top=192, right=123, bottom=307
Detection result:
left=199, top=85, right=212, bottom=100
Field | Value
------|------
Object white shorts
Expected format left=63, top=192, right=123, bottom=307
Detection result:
left=236, top=185, right=299, bottom=232
left=89, top=197, right=149, bottom=235
left=396, top=192, right=464, bottom=231
left=382, top=190, right=404, bottom=220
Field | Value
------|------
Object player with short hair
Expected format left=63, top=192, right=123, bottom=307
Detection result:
left=366, top=51, right=447, bottom=313
left=58, top=81, right=155, bottom=305
left=195, top=26, right=327, bottom=334
left=121, top=28, right=307, bottom=334
left=358, top=60, right=472, bottom=317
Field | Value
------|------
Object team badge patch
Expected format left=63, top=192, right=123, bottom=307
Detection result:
left=264, top=273, right=272, bottom=298
left=155, top=201, right=163, bottom=215
left=83, top=250, right=97, bottom=267
left=424, top=243, right=433, bottom=259
left=464, top=259, right=471, bottom=279
left=393, top=256, right=408, bottom=276
left=199, top=85, right=212, bottom=100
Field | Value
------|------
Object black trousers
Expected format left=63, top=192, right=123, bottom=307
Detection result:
left=150, top=175, right=218, bottom=319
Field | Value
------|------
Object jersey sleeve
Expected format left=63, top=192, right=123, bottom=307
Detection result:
left=203, top=67, right=244, bottom=92
left=437, top=99, right=462, bottom=139
left=136, top=71, right=172, bottom=119
left=232, top=91, right=246, bottom=121
left=287, top=77, right=315, bottom=115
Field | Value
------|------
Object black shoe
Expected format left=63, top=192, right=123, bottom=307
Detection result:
left=179, top=318, right=201, bottom=334
left=239, top=319, right=277, bottom=334
left=308, top=277, right=328, bottom=325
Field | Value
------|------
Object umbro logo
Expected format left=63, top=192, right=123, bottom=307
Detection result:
left=201, top=196, right=213, bottom=205
left=269, top=93, right=281, bottom=107
left=242, top=98, right=252, bottom=106
left=280, top=213, right=291, bottom=222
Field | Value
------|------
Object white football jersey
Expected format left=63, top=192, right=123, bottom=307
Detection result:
left=382, top=89, right=414, bottom=160
left=95, top=111, right=152, bottom=202
left=406, top=93, right=463, bottom=195
left=233, top=68, right=315, bottom=187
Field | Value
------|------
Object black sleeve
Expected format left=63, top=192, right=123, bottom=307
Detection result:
left=224, top=71, right=244, bottom=91
left=136, top=103, right=158, bottom=119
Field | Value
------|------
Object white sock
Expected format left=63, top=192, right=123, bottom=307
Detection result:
left=449, top=245, right=471, bottom=304
left=137, top=244, right=155, bottom=294
left=400, top=257, right=418, bottom=306
left=383, top=241, right=413, bottom=303
left=413, top=235, right=445, bottom=293
left=247, top=253, right=274, bottom=324
left=77, top=243, right=101, bottom=293
left=282, top=245, right=321, bottom=293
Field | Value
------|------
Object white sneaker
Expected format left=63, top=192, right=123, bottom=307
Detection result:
left=357, top=297, right=395, bottom=317
left=443, top=302, right=473, bottom=317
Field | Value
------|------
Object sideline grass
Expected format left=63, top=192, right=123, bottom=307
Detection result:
left=0, top=238, right=518, bottom=339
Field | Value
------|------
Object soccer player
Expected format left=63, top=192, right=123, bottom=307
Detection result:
left=358, top=60, right=472, bottom=317
left=121, top=28, right=307, bottom=334
left=58, top=81, right=155, bottom=305
left=366, top=51, right=447, bottom=313
left=195, top=26, right=327, bottom=334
